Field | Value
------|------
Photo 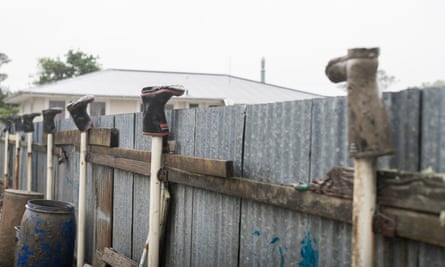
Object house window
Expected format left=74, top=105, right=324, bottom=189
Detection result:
left=49, top=101, right=65, bottom=120
left=90, top=102, right=106, bottom=116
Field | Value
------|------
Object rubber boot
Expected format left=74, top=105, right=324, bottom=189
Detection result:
left=42, top=108, right=63, bottom=134
left=12, top=115, right=23, bottom=133
left=141, top=85, right=184, bottom=136
left=66, top=95, right=95, bottom=132
left=1, top=117, right=12, bottom=133
left=22, top=113, right=41, bottom=133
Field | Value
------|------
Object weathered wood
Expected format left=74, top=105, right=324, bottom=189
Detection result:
left=86, top=146, right=233, bottom=178
left=378, top=170, right=445, bottom=214
left=43, top=128, right=118, bottom=147
left=0, top=136, right=27, bottom=148
left=95, top=166, right=114, bottom=251
left=165, top=167, right=353, bottom=224
left=101, top=247, right=138, bottom=267
left=87, top=152, right=150, bottom=177
left=90, top=146, right=150, bottom=162
left=382, top=207, right=445, bottom=248
left=310, top=167, right=445, bottom=215
left=165, top=167, right=445, bottom=248
left=164, top=153, right=233, bottom=178
left=310, top=167, right=354, bottom=198
left=93, top=249, right=105, bottom=267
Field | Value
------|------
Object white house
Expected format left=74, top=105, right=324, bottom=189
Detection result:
left=5, top=69, right=323, bottom=120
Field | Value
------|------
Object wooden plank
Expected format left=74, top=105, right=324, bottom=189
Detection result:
left=87, top=152, right=150, bottom=177
left=95, top=166, right=114, bottom=251
left=45, top=128, right=118, bottom=147
left=378, top=170, right=445, bottom=214
left=101, top=247, right=138, bottom=267
left=382, top=207, right=445, bottom=248
left=90, top=146, right=150, bottom=162
left=166, top=167, right=353, bottom=224
left=310, top=167, right=445, bottom=215
left=164, top=153, right=233, bottom=178
left=165, top=167, right=445, bottom=248
left=86, top=146, right=233, bottom=178
left=93, top=249, right=105, bottom=267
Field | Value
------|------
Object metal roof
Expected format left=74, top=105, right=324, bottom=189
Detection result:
left=6, top=69, right=324, bottom=104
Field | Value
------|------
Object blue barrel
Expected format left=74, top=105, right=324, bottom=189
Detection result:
left=15, top=200, right=76, bottom=267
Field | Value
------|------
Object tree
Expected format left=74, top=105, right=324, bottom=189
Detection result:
left=34, top=49, right=101, bottom=85
left=337, top=69, right=397, bottom=91
left=0, top=52, right=19, bottom=119
left=376, top=69, right=397, bottom=91
left=420, top=80, right=445, bottom=89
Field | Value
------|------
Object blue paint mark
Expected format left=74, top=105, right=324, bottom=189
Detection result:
left=278, top=246, right=285, bottom=267
left=299, top=231, right=319, bottom=267
left=252, top=230, right=261, bottom=237
left=270, top=237, right=280, bottom=244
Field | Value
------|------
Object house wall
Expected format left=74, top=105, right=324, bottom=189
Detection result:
left=109, top=99, right=139, bottom=115
left=16, top=97, right=226, bottom=121
left=20, top=97, right=46, bottom=115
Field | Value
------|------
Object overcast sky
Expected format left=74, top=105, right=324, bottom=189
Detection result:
left=1, top=0, right=444, bottom=96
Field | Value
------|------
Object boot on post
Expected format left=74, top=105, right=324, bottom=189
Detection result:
left=12, top=115, right=23, bottom=133
left=1, top=117, right=12, bottom=133
left=22, top=113, right=41, bottom=133
left=66, top=95, right=95, bottom=132
left=141, top=85, right=184, bottom=137
left=42, top=108, right=63, bottom=134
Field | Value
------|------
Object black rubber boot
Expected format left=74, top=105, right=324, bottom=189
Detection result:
left=67, top=95, right=95, bottom=132
left=42, top=108, right=63, bottom=134
left=1, top=117, right=12, bottom=133
left=22, top=113, right=41, bottom=133
left=141, top=85, right=184, bottom=136
left=12, top=115, right=23, bottom=133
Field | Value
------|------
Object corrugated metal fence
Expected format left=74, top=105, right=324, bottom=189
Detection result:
left=1, top=87, right=445, bottom=266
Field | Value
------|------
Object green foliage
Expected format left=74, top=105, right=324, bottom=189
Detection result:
left=34, top=49, right=101, bottom=85
left=0, top=52, right=11, bottom=83
left=420, top=80, right=445, bottom=89
left=0, top=52, right=18, bottom=119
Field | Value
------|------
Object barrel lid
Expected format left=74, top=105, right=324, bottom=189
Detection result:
left=26, top=199, right=74, bottom=214
left=4, top=189, right=44, bottom=198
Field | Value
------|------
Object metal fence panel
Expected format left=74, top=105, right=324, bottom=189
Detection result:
left=310, top=96, right=351, bottom=179
left=189, top=106, right=245, bottom=267
left=421, top=87, right=445, bottom=172
left=243, top=100, right=313, bottom=185
left=113, top=113, right=135, bottom=258
left=379, top=89, right=421, bottom=171
left=132, top=112, right=151, bottom=263
left=164, top=109, right=196, bottom=267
